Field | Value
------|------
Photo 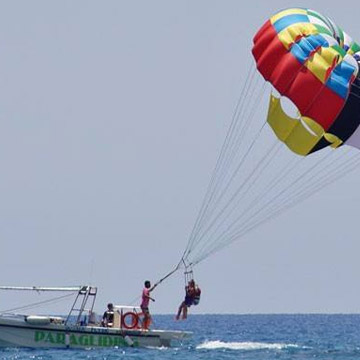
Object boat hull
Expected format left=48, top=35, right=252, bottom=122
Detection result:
left=0, top=317, right=190, bottom=348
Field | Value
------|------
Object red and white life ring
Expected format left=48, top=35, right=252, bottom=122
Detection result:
left=121, top=312, right=139, bottom=329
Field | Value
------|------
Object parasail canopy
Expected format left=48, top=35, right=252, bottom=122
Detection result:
left=252, top=8, right=360, bottom=155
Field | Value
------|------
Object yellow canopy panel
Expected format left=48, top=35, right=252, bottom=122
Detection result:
left=267, top=94, right=342, bottom=155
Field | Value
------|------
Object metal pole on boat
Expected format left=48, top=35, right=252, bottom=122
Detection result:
left=0, top=286, right=83, bottom=292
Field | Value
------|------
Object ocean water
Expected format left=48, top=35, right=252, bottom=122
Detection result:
left=2, top=314, right=360, bottom=359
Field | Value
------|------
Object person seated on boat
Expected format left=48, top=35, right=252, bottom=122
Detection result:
left=140, top=280, right=157, bottom=330
left=101, top=303, right=114, bottom=327
left=176, top=279, right=201, bottom=320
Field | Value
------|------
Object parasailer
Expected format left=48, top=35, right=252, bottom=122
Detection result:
left=176, top=279, right=201, bottom=320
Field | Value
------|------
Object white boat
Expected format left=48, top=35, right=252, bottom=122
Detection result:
left=0, top=285, right=191, bottom=348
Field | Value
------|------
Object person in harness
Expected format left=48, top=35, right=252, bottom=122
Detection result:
left=176, top=279, right=201, bottom=320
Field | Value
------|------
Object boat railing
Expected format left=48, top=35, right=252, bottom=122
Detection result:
left=0, top=312, right=26, bottom=319
left=0, top=285, right=97, bottom=327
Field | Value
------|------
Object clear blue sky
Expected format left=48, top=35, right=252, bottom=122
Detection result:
left=1, top=0, right=360, bottom=315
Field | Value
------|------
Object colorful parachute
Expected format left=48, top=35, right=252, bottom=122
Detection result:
left=252, top=8, right=360, bottom=155
left=171, top=8, right=360, bottom=272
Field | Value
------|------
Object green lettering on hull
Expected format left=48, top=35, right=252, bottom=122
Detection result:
left=33, top=331, right=138, bottom=348
left=56, top=333, right=65, bottom=344
left=34, top=331, right=45, bottom=342
left=70, top=334, right=78, bottom=345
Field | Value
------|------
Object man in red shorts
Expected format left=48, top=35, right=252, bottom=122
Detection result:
left=140, top=280, right=156, bottom=329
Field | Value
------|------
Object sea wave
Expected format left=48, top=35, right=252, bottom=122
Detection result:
left=196, top=340, right=299, bottom=351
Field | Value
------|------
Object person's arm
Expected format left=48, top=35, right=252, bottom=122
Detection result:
left=144, top=289, right=155, bottom=302
left=147, top=283, right=158, bottom=300
left=149, top=283, right=158, bottom=292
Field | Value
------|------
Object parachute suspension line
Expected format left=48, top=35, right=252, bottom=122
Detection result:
left=189, top=69, right=260, bottom=247
left=194, top=158, right=322, bottom=263
left=193, top=142, right=285, bottom=261
left=349, top=82, right=360, bottom=90
left=218, top=74, right=264, bottom=177
left=216, top=63, right=259, bottom=178
left=348, top=92, right=360, bottom=100
left=184, top=267, right=194, bottom=286
left=226, top=151, right=360, bottom=246
left=226, top=150, right=334, bottom=232
left=186, top=116, right=269, bottom=262
left=192, top=143, right=344, bottom=264
left=182, top=63, right=257, bottom=260
left=184, top=84, right=301, bottom=264
left=279, top=152, right=360, bottom=211
left=191, top=150, right=304, bottom=265
left=264, top=149, right=358, bottom=221
left=208, top=79, right=268, bottom=204
left=222, top=148, right=354, bottom=245
left=189, top=137, right=281, bottom=261
left=261, top=148, right=351, bottom=214
left=182, top=66, right=260, bottom=260
left=188, top=81, right=268, bottom=248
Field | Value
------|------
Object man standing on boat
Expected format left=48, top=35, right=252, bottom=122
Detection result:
left=140, top=280, right=157, bottom=330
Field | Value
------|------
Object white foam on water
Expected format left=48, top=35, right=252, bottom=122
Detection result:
left=196, top=340, right=299, bottom=351
left=145, top=345, right=169, bottom=350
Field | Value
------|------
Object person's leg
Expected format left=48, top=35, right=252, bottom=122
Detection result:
left=141, top=308, right=150, bottom=330
left=182, top=305, right=188, bottom=319
left=176, top=305, right=181, bottom=320
left=176, top=302, right=185, bottom=320
left=148, top=313, right=152, bottom=328
left=143, top=314, right=148, bottom=329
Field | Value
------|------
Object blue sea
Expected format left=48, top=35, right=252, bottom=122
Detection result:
left=2, top=314, right=360, bottom=359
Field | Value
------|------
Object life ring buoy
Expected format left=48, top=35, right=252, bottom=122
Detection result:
left=121, top=312, right=139, bottom=330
